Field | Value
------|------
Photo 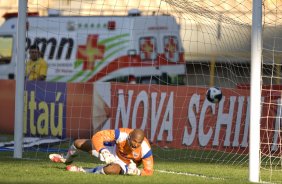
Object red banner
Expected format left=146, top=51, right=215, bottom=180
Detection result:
left=0, top=80, right=15, bottom=134
left=108, top=83, right=251, bottom=154
left=0, top=80, right=281, bottom=155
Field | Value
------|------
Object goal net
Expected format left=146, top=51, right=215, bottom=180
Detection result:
left=0, top=0, right=281, bottom=183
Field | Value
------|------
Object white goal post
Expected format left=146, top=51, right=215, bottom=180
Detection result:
left=249, top=0, right=262, bottom=182
left=13, top=0, right=27, bottom=159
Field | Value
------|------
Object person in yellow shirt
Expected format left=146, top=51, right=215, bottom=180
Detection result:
left=25, top=45, right=48, bottom=81
left=49, top=128, right=154, bottom=176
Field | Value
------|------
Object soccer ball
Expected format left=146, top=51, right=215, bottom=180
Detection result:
left=206, top=87, right=222, bottom=103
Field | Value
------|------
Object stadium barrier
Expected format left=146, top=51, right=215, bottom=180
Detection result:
left=0, top=80, right=281, bottom=155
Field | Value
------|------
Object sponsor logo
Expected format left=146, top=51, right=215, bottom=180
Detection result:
left=24, top=82, right=66, bottom=138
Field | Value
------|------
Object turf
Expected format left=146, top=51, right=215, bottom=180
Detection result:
left=0, top=135, right=281, bottom=183
left=0, top=148, right=281, bottom=184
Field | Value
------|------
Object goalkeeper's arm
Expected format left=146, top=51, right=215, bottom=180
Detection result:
left=140, top=156, right=153, bottom=176
left=91, top=129, right=116, bottom=164
left=99, top=148, right=116, bottom=164
left=127, top=160, right=141, bottom=176
left=92, top=129, right=115, bottom=151
left=127, top=156, right=153, bottom=176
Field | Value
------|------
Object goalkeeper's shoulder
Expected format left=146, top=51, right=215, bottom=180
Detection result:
left=141, top=138, right=153, bottom=156
left=143, top=137, right=151, bottom=146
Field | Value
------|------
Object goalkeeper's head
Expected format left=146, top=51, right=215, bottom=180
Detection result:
left=127, top=129, right=145, bottom=150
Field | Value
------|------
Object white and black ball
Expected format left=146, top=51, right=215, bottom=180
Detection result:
left=206, top=87, right=222, bottom=103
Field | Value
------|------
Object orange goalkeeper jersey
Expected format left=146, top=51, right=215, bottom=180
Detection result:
left=92, top=128, right=153, bottom=176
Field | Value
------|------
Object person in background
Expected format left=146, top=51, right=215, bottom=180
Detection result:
left=25, top=45, right=48, bottom=81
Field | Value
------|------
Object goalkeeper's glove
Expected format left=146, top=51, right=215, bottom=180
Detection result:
left=127, top=160, right=141, bottom=176
left=100, top=149, right=116, bottom=164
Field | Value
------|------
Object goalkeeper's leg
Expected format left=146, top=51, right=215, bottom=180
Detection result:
left=64, top=143, right=79, bottom=164
left=66, top=164, right=122, bottom=175
left=49, top=143, right=78, bottom=164
left=49, top=139, right=93, bottom=164
left=66, top=165, right=106, bottom=174
left=92, top=160, right=127, bottom=175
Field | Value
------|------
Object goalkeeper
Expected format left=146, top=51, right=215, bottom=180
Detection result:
left=49, top=128, right=153, bottom=176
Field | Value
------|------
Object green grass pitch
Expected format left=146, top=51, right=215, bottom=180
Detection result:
left=0, top=135, right=281, bottom=184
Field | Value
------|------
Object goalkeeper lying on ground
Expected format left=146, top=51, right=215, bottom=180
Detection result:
left=49, top=128, right=153, bottom=176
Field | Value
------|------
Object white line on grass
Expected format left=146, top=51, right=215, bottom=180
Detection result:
left=156, top=170, right=277, bottom=184
left=259, top=181, right=277, bottom=184
left=155, top=169, right=225, bottom=180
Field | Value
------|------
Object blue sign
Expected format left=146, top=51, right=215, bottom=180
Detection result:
left=24, top=81, right=67, bottom=138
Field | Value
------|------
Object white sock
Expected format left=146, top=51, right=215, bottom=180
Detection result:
left=91, top=150, right=99, bottom=158
left=64, top=143, right=78, bottom=163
